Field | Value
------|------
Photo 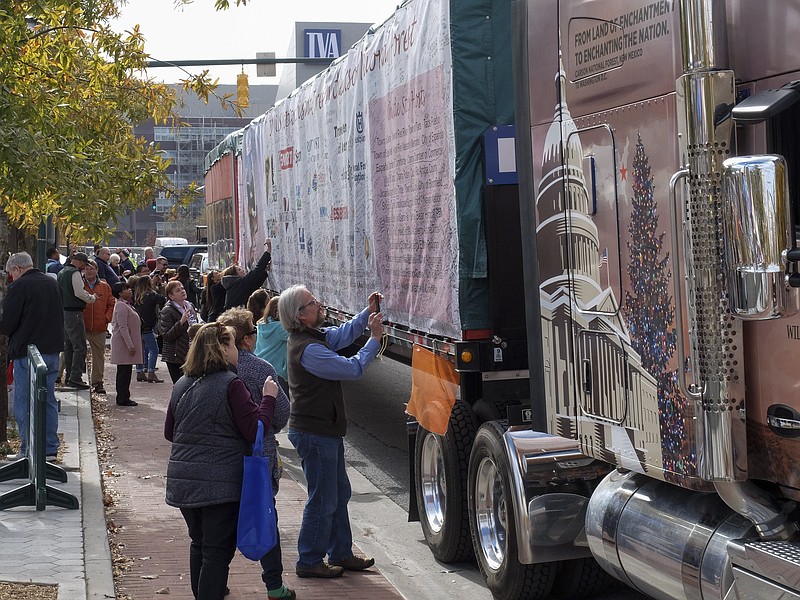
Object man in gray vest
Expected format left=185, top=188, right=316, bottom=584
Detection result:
left=57, top=251, right=97, bottom=389
left=278, top=285, right=383, bottom=579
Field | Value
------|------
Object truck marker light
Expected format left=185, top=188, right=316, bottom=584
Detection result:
left=460, top=350, right=474, bottom=363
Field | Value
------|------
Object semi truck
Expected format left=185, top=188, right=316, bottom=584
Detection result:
left=205, top=0, right=800, bottom=598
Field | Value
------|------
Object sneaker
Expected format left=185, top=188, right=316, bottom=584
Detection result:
left=267, top=584, right=296, bottom=599
left=67, top=379, right=91, bottom=390
left=116, top=398, right=138, bottom=407
left=295, top=562, right=344, bottom=579
left=329, top=555, right=375, bottom=571
left=5, top=452, right=26, bottom=461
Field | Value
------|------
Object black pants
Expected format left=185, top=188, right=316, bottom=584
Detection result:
left=180, top=502, right=240, bottom=600
left=259, top=495, right=284, bottom=590
left=166, top=361, right=184, bottom=384
left=115, top=365, right=133, bottom=403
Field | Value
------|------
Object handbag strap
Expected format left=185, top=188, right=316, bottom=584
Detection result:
left=252, top=420, right=265, bottom=456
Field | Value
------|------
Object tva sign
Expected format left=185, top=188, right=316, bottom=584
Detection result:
left=305, top=29, right=342, bottom=58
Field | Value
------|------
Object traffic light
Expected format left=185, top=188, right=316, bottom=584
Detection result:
left=237, top=73, right=249, bottom=108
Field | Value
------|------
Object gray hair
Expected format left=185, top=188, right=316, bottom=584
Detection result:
left=6, top=252, right=34, bottom=272
left=278, top=284, right=310, bottom=333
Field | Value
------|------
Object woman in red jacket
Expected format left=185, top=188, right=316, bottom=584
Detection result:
left=82, top=260, right=115, bottom=395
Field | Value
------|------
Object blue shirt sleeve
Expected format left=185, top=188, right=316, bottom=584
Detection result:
left=300, top=337, right=381, bottom=381
left=321, top=307, right=371, bottom=351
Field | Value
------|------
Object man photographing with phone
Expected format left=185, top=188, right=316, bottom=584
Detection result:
left=277, top=287, right=383, bottom=579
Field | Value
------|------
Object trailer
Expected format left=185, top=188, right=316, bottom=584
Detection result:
left=206, top=0, right=800, bottom=598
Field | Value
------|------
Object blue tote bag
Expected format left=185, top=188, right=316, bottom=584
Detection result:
left=237, top=420, right=278, bottom=560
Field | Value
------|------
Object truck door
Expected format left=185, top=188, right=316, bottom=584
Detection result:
left=563, top=124, right=630, bottom=426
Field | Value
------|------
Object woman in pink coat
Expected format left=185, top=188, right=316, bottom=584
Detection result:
left=110, top=280, right=143, bottom=406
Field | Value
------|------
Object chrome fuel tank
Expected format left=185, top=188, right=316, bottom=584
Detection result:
left=586, top=470, right=755, bottom=600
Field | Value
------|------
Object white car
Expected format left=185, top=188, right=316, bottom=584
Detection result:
left=188, top=252, right=209, bottom=284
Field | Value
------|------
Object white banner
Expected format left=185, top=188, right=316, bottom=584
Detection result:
left=239, top=0, right=459, bottom=338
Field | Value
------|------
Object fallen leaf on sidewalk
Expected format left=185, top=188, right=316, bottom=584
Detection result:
left=155, top=587, right=170, bottom=594
left=141, top=575, right=159, bottom=579
left=139, top=556, right=151, bottom=560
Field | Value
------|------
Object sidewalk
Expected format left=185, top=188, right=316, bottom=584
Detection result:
left=0, top=388, right=110, bottom=600
left=0, top=359, right=407, bottom=600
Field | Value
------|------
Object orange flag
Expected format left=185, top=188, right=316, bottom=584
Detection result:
left=407, top=344, right=459, bottom=435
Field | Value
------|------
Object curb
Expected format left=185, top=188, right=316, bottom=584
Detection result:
left=76, top=392, right=116, bottom=600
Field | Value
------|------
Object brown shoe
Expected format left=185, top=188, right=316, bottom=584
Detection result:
left=295, top=562, right=344, bottom=578
left=147, top=372, right=164, bottom=383
left=136, top=371, right=147, bottom=382
left=329, top=555, right=375, bottom=571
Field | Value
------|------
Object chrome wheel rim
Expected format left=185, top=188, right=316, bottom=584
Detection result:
left=420, top=433, right=446, bottom=533
left=474, top=454, right=506, bottom=571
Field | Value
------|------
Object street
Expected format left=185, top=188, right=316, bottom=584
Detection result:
left=331, top=357, right=651, bottom=600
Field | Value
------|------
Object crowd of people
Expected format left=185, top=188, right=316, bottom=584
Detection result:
left=1, top=241, right=386, bottom=600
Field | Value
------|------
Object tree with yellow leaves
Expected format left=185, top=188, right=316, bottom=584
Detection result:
left=0, top=0, right=232, bottom=448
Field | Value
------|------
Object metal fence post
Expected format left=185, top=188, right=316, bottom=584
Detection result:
left=0, top=345, right=79, bottom=510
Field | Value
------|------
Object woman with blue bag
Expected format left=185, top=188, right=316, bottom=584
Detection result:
left=218, top=307, right=294, bottom=599
left=164, top=322, right=278, bottom=600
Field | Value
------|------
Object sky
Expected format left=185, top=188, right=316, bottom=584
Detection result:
left=112, top=0, right=403, bottom=85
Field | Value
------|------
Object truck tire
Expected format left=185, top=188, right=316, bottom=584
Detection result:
left=552, top=557, right=623, bottom=599
left=468, top=422, right=557, bottom=600
left=414, top=397, right=476, bottom=563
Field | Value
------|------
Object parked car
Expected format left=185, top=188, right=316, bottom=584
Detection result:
left=187, top=252, right=209, bottom=285
left=157, top=245, right=207, bottom=270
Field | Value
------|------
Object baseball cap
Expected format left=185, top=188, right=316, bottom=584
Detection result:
left=72, top=252, right=89, bottom=263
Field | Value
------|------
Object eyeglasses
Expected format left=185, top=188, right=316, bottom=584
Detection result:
left=298, top=298, right=321, bottom=312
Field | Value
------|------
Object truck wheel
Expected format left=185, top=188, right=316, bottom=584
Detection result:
left=414, top=398, right=476, bottom=563
left=552, top=557, right=622, bottom=599
left=469, top=422, right=556, bottom=600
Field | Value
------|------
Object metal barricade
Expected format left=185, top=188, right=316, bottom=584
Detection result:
left=0, top=345, right=79, bottom=510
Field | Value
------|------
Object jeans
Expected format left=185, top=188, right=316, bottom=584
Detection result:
left=62, top=310, right=87, bottom=383
left=137, top=331, right=159, bottom=373
left=180, top=502, right=239, bottom=600
left=287, top=429, right=353, bottom=567
left=259, top=495, right=284, bottom=589
left=13, top=353, right=60, bottom=455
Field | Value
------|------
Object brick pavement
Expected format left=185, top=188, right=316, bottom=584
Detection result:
left=100, top=364, right=406, bottom=600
